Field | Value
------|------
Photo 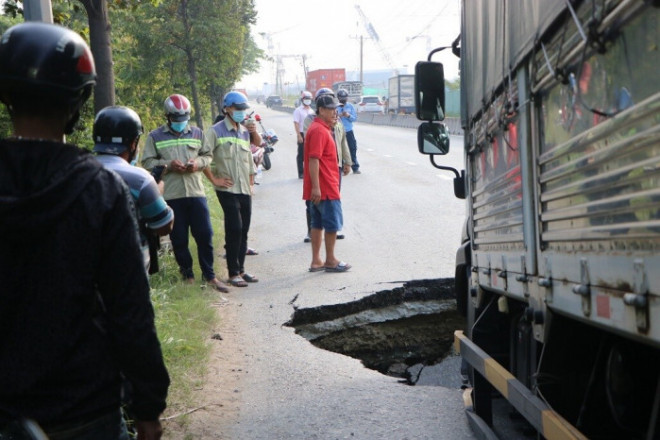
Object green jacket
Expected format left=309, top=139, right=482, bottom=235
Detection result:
left=142, top=124, right=212, bottom=200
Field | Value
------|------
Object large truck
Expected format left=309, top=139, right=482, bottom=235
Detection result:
left=332, top=80, right=362, bottom=104
left=387, top=74, right=414, bottom=114
left=414, top=1, right=659, bottom=439
left=305, top=68, right=345, bottom=97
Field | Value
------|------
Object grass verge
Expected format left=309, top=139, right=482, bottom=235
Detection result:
left=148, top=181, right=226, bottom=421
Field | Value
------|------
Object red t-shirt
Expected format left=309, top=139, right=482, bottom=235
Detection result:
left=303, top=117, right=340, bottom=200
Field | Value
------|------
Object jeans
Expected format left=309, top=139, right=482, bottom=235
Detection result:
left=44, top=410, right=129, bottom=440
left=167, top=197, right=216, bottom=281
left=346, top=130, right=359, bottom=171
left=216, top=191, right=252, bottom=277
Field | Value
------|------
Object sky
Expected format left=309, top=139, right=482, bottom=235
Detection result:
left=237, top=0, right=461, bottom=94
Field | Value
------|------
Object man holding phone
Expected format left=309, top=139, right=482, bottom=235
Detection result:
left=142, top=94, right=230, bottom=293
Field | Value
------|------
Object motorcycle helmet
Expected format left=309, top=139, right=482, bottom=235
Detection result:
left=315, top=88, right=335, bottom=99
left=302, top=90, right=313, bottom=99
left=164, top=94, right=191, bottom=122
left=93, top=106, right=143, bottom=154
left=0, top=22, right=96, bottom=134
left=223, top=91, right=250, bottom=110
left=337, top=89, right=349, bottom=104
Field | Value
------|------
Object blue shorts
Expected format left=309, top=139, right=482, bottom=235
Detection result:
left=310, top=200, right=343, bottom=232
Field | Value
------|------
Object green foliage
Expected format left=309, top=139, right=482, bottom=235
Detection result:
left=1, top=0, right=264, bottom=139
left=111, top=0, right=263, bottom=128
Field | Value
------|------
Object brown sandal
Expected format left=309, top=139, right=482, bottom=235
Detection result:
left=207, top=278, right=230, bottom=293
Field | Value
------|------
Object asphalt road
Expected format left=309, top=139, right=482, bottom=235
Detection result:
left=208, top=105, right=475, bottom=439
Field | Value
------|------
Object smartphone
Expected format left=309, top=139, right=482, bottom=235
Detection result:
left=151, top=165, right=166, bottom=183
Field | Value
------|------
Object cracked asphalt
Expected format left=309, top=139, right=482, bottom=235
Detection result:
left=186, top=107, right=474, bottom=439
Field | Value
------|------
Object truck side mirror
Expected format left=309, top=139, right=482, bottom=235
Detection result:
left=417, top=122, right=449, bottom=155
left=415, top=61, right=445, bottom=121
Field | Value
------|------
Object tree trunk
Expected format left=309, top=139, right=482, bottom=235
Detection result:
left=179, top=0, right=203, bottom=130
left=79, top=0, right=115, bottom=113
left=185, top=47, right=203, bottom=130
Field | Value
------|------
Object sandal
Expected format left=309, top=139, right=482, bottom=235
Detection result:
left=240, top=272, right=259, bottom=283
left=246, top=248, right=259, bottom=256
left=207, top=278, right=230, bottom=293
left=228, top=276, right=248, bottom=287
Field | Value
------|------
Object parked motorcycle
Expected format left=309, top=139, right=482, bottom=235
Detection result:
left=253, top=114, right=278, bottom=170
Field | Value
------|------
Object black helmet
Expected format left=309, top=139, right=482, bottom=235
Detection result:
left=0, top=22, right=96, bottom=133
left=337, top=89, right=349, bottom=103
left=93, top=106, right=143, bottom=154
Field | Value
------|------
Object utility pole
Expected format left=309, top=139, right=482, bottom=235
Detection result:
left=23, top=0, right=53, bottom=22
left=360, top=35, right=363, bottom=84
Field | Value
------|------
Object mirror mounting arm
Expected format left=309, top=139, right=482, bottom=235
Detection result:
left=429, top=155, right=460, bottom=178
left=427, top=45, right=452, bottom=62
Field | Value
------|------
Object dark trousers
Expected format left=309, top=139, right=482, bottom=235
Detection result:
left=296, top=133, right=305, bottom=177
left=346, top=130, right=359, bottom=171
left=216, top=191, right=252, bottom=277
left=168, top=197, right=215, bottom=281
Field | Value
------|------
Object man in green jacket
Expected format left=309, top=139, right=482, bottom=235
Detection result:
left=142, top=94, right=229, bottom=293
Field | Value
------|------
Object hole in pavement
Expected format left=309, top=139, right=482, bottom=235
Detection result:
left=285, top=278, right=466, bottom=387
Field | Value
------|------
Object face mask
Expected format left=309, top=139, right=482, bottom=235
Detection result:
left=129, top=148, right=139, bottom=166
left=302, top=99, right=312, bottom=106
left=231, top=111, right=246, bottom=123
left=170, top=121, right=187, bottom=132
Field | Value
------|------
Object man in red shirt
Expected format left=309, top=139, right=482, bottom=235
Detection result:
left=303, top=94, right=352, bottom=273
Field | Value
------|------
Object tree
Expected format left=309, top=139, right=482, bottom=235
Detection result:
left=78, top=0, right=115, bottom=112
left=114, top=0, right=261, bottom=130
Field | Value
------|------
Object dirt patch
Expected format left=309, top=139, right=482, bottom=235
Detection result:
left=161, top=300, right=244, bottom=440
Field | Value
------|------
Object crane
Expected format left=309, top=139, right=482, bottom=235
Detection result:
left=276, top=54, right=308, bottom=96
left=354, top=4, right=399, bottom=76
left=259, top=31, right=307, bottom=95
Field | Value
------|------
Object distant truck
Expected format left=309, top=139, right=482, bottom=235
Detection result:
left=387, top=75, right=414, bottom=114
left=306, top=68, right=345, bottom=97
left=332, top=81, right=362, bottom=104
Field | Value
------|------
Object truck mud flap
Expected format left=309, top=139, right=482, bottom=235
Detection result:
left=454, top=330, right=587, bottom=440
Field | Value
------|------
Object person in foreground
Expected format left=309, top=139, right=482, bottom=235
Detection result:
left=0, top=22, right=169, bottom=439
left=93, top=106, right=175, bottom=273
left=303, top=93, right=352, bottom=273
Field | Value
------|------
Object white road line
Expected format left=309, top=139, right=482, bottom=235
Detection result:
left=383, top=154, right=393, bottom=158
left=405, top=162, right=416, bottom=166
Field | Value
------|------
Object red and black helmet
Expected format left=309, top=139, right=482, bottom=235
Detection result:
left=0, top=22, right=96, bottom=105
left=0, top=22, right=96, bottom=134
left=164, top=94, right=191, bottom=122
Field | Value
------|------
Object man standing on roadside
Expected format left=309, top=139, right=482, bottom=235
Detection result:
left=0, top=22, right=169, bottom=439
left=142, top=94, right=230, bottom=293
left=337, top=89, right=361, bottom=174
left=303, top=93, right=351, bottom=273
left=293, top=90, right=315, bottom=179
left=203, top=91, right=261, bottom=288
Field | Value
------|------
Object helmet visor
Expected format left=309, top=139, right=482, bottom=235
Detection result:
left=169, top=113, right=190, bottom=122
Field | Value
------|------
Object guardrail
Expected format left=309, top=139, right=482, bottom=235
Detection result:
left=271, top=105, right=464, bottom=136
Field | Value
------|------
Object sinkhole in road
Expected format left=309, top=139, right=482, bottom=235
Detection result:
left=285, top=278, right=466, bottom=385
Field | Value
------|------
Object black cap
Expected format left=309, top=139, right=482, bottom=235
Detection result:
left=316, top=95, right=338, bottom=109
